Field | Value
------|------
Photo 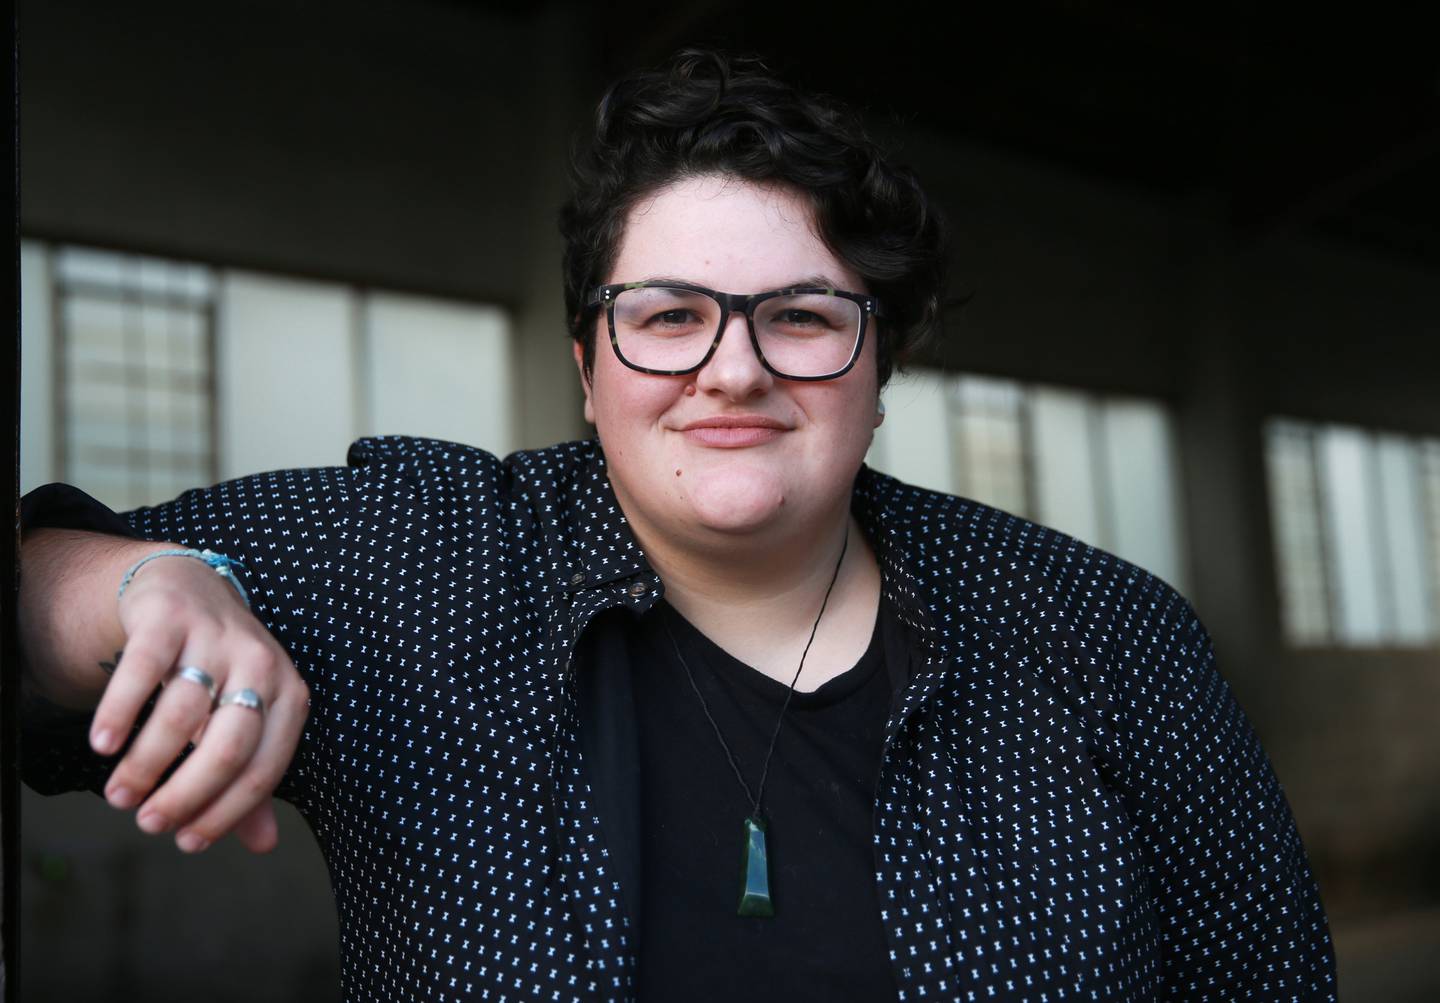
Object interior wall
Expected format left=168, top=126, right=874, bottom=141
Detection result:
left=20, top=0, right=588, bottom=455
left=20, top=0, right=536, bottom=304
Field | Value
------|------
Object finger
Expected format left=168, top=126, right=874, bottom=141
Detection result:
left=135, top=681, right=268, bottom=835
left=89, top=621, right=185, bottom=758
left=232, top=800, right=280, bottom=854
left=174, top=683, right=307, bottom=854
left=104, top=663, right=223, bottom=813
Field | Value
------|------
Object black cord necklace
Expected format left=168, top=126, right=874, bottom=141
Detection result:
left=660, top=529, right=851, bottom=918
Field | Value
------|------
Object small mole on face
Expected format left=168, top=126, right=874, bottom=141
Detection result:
left=675, top=469, right=682, bottom=477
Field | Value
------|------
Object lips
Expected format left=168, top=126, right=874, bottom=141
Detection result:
left=678, top=414, right=789, bottom=448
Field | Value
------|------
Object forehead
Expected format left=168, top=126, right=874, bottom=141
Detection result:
left=610, top=175, right=865, bottom=292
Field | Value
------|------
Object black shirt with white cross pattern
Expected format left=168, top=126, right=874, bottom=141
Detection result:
left=22, top=435, right=1338, bottom=1001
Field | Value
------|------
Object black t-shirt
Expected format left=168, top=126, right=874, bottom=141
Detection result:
left=627, top=599, right=899, bottom=1002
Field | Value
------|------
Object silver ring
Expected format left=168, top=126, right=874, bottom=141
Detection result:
left=216, top=687, right=265, bottom=716
left=174, top=666, right=218, bottom=702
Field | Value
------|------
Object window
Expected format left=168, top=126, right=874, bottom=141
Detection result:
left=1265, top=419, right=1440, bottom=647
left=21, top=240, right=516, bottom=511
left=869, top=371, right=1189, bottom=593
left=52, top=247, right=219, bottom=511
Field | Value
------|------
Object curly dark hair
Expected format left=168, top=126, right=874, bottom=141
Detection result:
left=560, top=48, right=948, bottom=389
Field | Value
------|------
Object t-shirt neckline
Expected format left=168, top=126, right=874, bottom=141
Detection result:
left=656, top=599, right=886, bottom=710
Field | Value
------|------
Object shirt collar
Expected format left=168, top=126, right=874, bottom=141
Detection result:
left=554, top=443, right=1001, bottom=664
left=851, top=464, right=1016, bottom=741
left=558, top=440, right=654, bottom=591
left=850, top=464, right=940, bottom=641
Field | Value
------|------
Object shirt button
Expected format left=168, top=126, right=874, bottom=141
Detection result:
left=569, top=572, right=586, bottom=587
left=627, top=581, right=647, bottom=597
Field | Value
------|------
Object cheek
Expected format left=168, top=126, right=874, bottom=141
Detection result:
left=805, top=368, right=880, bottom=440
left=601, top=380, right=678, bottom=421
left=832, top=398, right=883, bottom=456
left=590, top=369, right=685, bottom=447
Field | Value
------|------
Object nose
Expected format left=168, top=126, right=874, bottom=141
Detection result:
left=694, top=310, right=772, bottom=400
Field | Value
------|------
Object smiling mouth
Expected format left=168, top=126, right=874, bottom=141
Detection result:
left=678, top=415, right=789, bottom=448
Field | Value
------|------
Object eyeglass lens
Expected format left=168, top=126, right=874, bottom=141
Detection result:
left=611, top=286, right=862, bottom=377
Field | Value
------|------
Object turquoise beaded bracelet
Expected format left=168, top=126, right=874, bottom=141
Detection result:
left=117, top=548, right=251, bottom=609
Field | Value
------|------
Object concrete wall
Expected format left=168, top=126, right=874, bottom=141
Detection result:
left=20, top=0, right=587, bottom=456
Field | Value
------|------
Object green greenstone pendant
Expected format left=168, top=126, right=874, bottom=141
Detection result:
left=737, top=816, right=774, bottom=917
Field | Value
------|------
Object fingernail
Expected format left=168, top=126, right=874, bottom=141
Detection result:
left=92, top=728, right=116, bottom=755
left=137, top=808, right=170, bottom=834
left=177, top=831, right=209, bottom=853
left=106, top=785, right=137, bottom=809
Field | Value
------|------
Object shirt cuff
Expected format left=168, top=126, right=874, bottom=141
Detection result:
left=20, top=483, right=136, bottom=540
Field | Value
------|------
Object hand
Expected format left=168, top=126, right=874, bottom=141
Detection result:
left=90, top=553, right=309, bottom=854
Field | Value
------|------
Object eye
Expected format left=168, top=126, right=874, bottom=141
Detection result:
left=776, top=309, right=824, bottom=326
left=655, top=309, right=697, bottom=326
left=758, top=294, right=856, bottom=336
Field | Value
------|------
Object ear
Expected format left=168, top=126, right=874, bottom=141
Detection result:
left=573, top=340, right=596, bottom=425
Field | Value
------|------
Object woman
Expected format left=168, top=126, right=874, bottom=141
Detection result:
left=19, top=50, right=1336, bottom=1001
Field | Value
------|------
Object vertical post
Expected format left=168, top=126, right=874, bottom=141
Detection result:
left=3, top=0, right=23, bottom=997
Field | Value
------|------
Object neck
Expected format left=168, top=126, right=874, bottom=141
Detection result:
left=619, top=492, right=883, bottom=688
left=650, top=516, right=851, bottom=608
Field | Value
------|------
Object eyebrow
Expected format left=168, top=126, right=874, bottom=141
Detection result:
left=635, top=273, right=851, bottom=291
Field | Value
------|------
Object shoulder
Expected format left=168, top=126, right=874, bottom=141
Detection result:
left=860, top=468, right=1215, bottom=769
left=857, top=465, right=1191, bottom=646
left=343, top=435, right=602, bottom=503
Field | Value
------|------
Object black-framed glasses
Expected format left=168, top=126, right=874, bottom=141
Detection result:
left=584, top=281, right=883, bottom=381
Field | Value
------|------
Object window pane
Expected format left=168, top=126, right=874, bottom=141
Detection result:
left=20, top=241, right=55, bottom=495
left=1100, top=399, right=1186, bottom=592
left=1317, top=427, right=1386, bottom=644
left=215, top=271, right=355, bottom=479
left=1420, top=441, right=1440, bottom=632
left=949, top=375, right=1026, bottom=517
left=1375, top=435, right=1436, bottom=643
left=362, top=291, right=514, bottom=456
left=1030, top=387, right=1103, bottom=547
left=1264, top=422, right=1332, bottom=643
left=868, top=370, right=953, bottom=495
left=56, top=247, right=125, bottom=287
left=57, top=249, right=217, bottom=510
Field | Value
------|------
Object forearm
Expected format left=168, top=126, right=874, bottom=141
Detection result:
left=18, top=528, right=176, bottom=711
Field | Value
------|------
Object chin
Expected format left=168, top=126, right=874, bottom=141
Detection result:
left=681, top=467, right=790, bottom=535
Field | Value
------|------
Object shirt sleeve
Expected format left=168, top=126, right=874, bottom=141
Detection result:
left=19, top=458, right=366, bottom=806
left=1116, top=589, right=1338, bottom=1001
